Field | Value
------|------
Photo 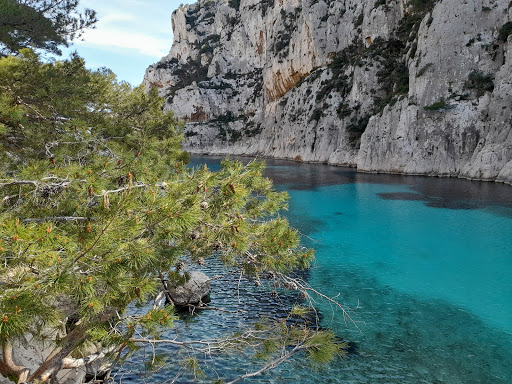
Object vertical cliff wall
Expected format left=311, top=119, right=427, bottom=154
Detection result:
left=145, top=0, right=512, bottom=184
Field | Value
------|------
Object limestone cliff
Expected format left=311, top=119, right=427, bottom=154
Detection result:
left=144, top=0, right=512, bottom=185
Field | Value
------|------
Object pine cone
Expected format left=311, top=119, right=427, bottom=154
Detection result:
left=176, top=261, right=185, bottom=271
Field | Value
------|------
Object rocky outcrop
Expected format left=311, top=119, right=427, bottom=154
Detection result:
left=145, top=0, right=512, bottom=185
left=167, top=271, right=211, bottom=307
left=0, top=297, right=111, bottom=384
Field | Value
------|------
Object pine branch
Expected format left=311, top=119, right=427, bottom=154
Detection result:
left=39, top=0, right=69, bottom=14
left=1, top=195, right=20, bottom=203
left=0, top=180, right=38, bottom=188
left=22, top=216, right=92, bottom=223
left=94, top=183, right=148, bottom=196
left=73, top=189, right=131, bottom=264
left=0, top=178, right=74, bottom=189
left=60, top=345, right=117, bottom=369
left=225, top=344, right=307, bottom=384
left=276, top=272, right=363, bottom=333
left=128, top=326, right=292, bottom=355
left=128, top=338, right=225, bottom=347
left=26, top=309, right=116, bottom=383
left=26, top=326, right=88, bottom=383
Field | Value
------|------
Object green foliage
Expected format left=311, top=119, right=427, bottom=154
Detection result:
left=336, top=102, right=352, bottom=119
left=498, top=21, right=512, bottom=43
left=354, top=13, right=364, bottom=27
left=0, top=51, right=325, bottom=382
left=182, top=357, right=205, bottom=379
left=216, top=117, right=245, bottom=143
left=271, top=8, right=300, bottom=57
left=0, top=0, right=96, bottom=56
left=0, top=49, right=181, bottom=172
left=372, top=39, right=409, bottom=103
left=273, top=32, right=291, bottom=54
left=417, top=63, right=433, bottom=77
left=290, top=305, right=310, bottom=318
left=198, top=79, right=232, bottom=90
left=144, top=354, right=166, bottom=373
left=163, top=58, right=209, bottom=98
left=228, top=0, right=241, bottom=11
left=225, top=322, right=346, bottom=375
left=347, top=115, right=370, bottom=134
left=305, top=330, right=345, bottom=365
left=423, top=98, right=453, bottom=111
left=309, top=107, right=324, bottom=123
left=346, top=115, right=371, bottom=147
left=215, top=111, right=236, bottom=123
left=197, top=33, right=220, bottom=55
left=464, top=70, right=495, bottom=96
left=260, top=0, right=275, bottom=14
left=396, top=0, right=438, bottom=43
left=408, top=0, right=438, bottom=14
left=315, top=47, right=359, bottom=104
left=319, top=0, right=436, bottom=136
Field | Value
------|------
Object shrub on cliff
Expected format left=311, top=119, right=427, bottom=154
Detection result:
left=464, top=70, right=495, bottom=96
left=498, top=21, right=512, bottom=43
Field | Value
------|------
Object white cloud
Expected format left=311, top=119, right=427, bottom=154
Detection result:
left=75, top=0, right=178, bottom=58
left=61, top=0, right=182, bottom=83
left=78, top=27, right=170, bottom=58
left=99, top=13, right=136, bottom=24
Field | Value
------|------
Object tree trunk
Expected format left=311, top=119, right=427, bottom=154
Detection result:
left=0, top=340, right=30, bottom=383
left=26, top=309, right=116, bottom=383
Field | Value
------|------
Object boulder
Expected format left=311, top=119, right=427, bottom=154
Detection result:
left=167, top=271, right=211, bottom=307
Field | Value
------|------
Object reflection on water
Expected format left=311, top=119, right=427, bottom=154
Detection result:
left=189, top=155, right=512, bottom=216
left=117, top=156, right=512, bottom=383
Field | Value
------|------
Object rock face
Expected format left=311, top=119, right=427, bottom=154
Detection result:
left=0, top=299, right=109, bottom=384
left=167, top=271, right=211, bottom=306
left=0, top=335, right=86, bottom=384
left=145, top=0, right=512, bottom=185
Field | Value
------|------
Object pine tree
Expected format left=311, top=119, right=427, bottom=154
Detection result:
left=0, top=0, right=96, bottom=56
left=0, top=51, right=349, bottom=383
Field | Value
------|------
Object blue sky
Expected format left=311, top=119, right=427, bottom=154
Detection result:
left=59, top=0, right=184, bottom=85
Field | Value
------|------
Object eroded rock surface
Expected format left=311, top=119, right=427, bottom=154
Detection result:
left=145, top=0, right=512, bottom=185
left=167, top=271, right=211, bottom=306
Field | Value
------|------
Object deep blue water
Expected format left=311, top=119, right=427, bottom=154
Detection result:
left=115, top=156, right=512, bottom=383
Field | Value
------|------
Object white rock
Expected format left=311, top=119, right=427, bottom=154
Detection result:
left=144, top=0, right=512, bottom=185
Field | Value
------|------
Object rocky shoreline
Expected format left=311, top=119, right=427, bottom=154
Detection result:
left=145, top=0, right=512, bottom=186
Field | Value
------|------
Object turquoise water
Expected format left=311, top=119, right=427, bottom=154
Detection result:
left=117, top=157, right=512, bottom=383
left=285, top=181, right=512, bottom=383
left=289, top=182, right=512, bottom=333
